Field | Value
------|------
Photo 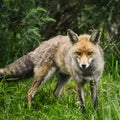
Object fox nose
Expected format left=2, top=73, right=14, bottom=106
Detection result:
left=81, top=64, right=86, bottom=69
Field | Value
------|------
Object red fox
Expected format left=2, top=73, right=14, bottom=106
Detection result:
left=0, top=29, right=104, bottom=112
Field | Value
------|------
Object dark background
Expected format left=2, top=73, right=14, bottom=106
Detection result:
left=0, top=0, right=120, bottom=75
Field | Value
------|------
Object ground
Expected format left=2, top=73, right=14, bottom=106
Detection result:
left=0, top=74, right=120, bottom=120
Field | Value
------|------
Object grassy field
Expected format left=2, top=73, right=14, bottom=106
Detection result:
left=0, top=73, right=120, bottom=120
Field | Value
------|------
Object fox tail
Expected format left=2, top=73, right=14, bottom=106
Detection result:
left=0, top=55, right=34, bottom=79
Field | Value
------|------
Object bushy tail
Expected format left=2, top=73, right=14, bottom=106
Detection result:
left=0, top=54, right=34, bottom=79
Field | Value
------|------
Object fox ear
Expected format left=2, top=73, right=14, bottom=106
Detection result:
left=90, top=30, right=101, bottom=44
left=67, top=29, right=79, bottom=44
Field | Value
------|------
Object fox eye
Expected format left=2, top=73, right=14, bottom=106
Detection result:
left=87, top=51, right=93, bottom=56
left=75, top=52, right=82, bottom=56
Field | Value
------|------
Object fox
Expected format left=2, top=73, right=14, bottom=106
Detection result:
left=0, top=29, right=104, bottom=113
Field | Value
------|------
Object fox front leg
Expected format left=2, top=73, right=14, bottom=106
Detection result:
left=77, top=82, right=86, bottom=113
left=53, top=73, right=70, bottom=97
left=90, top=80, right=98, bottom=109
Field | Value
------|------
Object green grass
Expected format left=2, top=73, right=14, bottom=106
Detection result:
left=0, top=74, right=120, bottom=120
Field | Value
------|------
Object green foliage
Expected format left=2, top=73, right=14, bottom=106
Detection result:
left=0, top=0, right=55, bottom=66
left=1, top=0, right=119, bottom=73
left=18, top=7, right=55, bottom=54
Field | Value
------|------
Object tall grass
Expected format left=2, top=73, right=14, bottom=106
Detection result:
left=0, top=71, right=120, bottom=120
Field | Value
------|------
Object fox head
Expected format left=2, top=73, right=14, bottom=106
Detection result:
left=67, top=29, right=101, bottom=69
